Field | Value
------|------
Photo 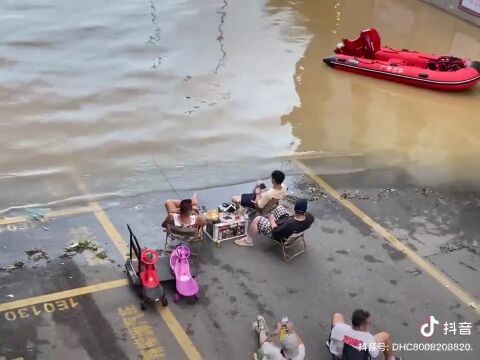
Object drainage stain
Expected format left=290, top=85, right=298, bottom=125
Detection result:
left=382, top=244, right=407, bottom=261
left=377, top=298, right=395, bottom=304
left=364, top=255, right=384, bottom=263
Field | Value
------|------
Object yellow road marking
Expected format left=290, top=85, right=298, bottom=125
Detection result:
left=294, top=160, right=479, bottom=317
left=70, top=171, right=129, bottom=257
left=157, top=304, right=203, bottom=360
left=119, top=304, right=166, bottom=358
left=89, top=203, right=130, bottom=257
left=0, top=279, right=128, bottom=312
left=70, top=169, right=203, bottom=359
left=0, top=206, right=93, bottom=226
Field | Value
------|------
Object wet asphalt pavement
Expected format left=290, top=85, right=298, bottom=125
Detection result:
left=1, top=163, right=479, bottom=359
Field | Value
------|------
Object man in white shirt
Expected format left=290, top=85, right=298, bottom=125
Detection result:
left=328, top=309, right=401, bottom=360
left=232, top=170, right=287, bottom=210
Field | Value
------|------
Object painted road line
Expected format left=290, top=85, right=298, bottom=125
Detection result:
left=70, top=169, right=204, bottom=360
left=119, top=304, right=166, bottom=359
left=156, top=304, right=202, bottom=360
left=0, top=206, right=93, bottom=226
left=294, top=160, right=480, bottom=317
left=70, top=171, right=129, bottom=257
left=0, top=279, right=128, bottom=312
left=3, top=297, right=80, bottom=323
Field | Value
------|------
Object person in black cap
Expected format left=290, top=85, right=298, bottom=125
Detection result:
left=235, top=198, right=314, bottom=247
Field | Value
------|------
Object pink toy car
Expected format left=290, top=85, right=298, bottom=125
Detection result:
left=169, top=246, right=199, bottom=303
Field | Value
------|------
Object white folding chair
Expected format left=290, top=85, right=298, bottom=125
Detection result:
left=164, top=225, right=203, bottom=256
left=271, top=230, right=307, bottom=262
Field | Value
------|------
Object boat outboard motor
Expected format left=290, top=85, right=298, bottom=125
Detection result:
left=360, top=28, right=381, bottom=59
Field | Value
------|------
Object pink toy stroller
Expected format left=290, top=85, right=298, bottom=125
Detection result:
left=169, top=245, right=199, bottom=303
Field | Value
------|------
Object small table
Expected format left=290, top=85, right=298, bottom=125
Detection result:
left=204, top=212, right=247, bottom=244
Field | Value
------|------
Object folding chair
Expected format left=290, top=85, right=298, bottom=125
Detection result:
left=271, top=230, right=306, bottom=262
left=164, top=225, right=204, bottom=256
left=246, top=198, right=280, bottom=219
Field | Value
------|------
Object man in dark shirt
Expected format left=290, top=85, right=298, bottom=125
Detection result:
left=235, top=199, right=314, bottom=247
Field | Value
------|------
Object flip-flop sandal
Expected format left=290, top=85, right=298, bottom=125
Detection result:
left=257, top=315, right=269, bottom=334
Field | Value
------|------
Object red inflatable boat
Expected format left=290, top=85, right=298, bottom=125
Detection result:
left=324, top=29, right=480, bottom=91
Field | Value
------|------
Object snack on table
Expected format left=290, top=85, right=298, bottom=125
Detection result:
left=205, top=210, right=220, bottom=222
left=219, top=213, right=234, bottom=223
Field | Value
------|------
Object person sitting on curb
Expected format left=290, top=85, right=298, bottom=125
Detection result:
left=254, top=315, right=305, bottom=360
left=162, top=192, right=206, bottom=228
left=235, top=199, right=313, bottom=247
left=232, top=170, right=287, bottom=211
left=327, top=309, right=402, bottom=360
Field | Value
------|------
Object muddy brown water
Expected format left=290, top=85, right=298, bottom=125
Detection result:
left=0, top=0, right=479, bottom=213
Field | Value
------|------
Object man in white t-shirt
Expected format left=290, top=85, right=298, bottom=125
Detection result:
left=232, top=170, right=287, bottom=210
left=254, top=315, right=305, bottom=360
left=328, top=309, right=401, bottom=360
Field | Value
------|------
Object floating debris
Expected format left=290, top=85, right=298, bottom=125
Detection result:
left=463, top=198, right=480, bottom=207
left=377, top=187, right=398, bottom=199
left=66, top=239, right=100, bottom=252
left=415, top=186, right=432, bottom=196
left=64, top=239, right=109, bottom=260
left=286, top=176, right=329, bottom=203
left=0, top=261, right=25, bottom=273
left=283, top=193, right=302, bottom=204
left=440, top=239, right=479, bottom=255
left=25, top=207, right=50, bottom=221
left=5, top=294, right=14, bottom=298
left=96, top=251, right=108, bottom=260
left=25, top=248, right=49, bottom=262
left=338, top=187, right=398, bottom=202
left=340, top=190, right=370, bottom=200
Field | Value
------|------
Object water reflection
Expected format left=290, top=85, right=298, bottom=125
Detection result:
left=214, top=0, right=228, bottom=73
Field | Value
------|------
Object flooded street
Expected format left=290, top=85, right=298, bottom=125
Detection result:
left=1, top=2, right=480, bottom=358
left=0, top=0, right=479, bottom=211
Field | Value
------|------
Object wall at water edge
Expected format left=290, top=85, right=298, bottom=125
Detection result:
left=420, top=0, right=480, bottom=26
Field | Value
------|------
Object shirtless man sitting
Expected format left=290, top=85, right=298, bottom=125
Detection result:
left=163, top=192, right=206, bottom=228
